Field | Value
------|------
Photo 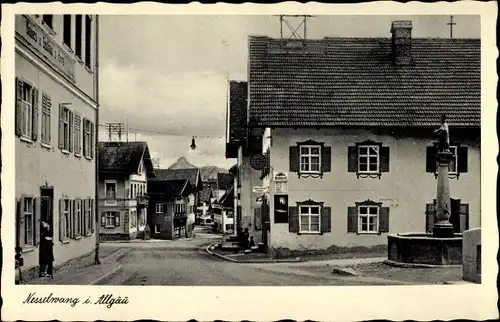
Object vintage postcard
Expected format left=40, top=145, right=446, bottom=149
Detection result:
left=1, top=1, right=498, bottom=321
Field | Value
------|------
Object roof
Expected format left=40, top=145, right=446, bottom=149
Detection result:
left=248, top=35, right=480, bottom=128
left=217, top=173, right=234, bottom=191
left=98, top=141, right=155, bottom=178
left=199, top=187, right=213, bottom=203
left=147, top=179, right=190, bottom=197
left=219, top=185, right=234, bottom=208
left=152, top=168, right=202, bottom=190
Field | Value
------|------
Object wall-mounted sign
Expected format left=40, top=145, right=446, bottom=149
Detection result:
left=250, top=154, right=267, bottom=171
left=274, top=195, right=289, bottom=223
left=256, top=196, right=264, bottom=205
left=274, top=171, right=288, bottom=194
left=274, top=171, right=288, bottom=182
left=253, top=186, right=269, bottom=194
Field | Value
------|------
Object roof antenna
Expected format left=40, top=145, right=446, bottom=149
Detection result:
left=275, top=15, right=314, bottom=40
left=106, top=122, right=125, bottom=143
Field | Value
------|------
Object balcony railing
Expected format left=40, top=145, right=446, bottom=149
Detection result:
left=16, top=15, right=76, bottom=82
left=136, top=195, right=149, bottom=206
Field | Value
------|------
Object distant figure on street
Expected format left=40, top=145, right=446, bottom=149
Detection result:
left=143, top=224, right=151, bottom=240
left=39, top=220, right=54, bottom=278
left=249, top=236, right=256, bottom=248
left=240, top=228, right=250, bottom=249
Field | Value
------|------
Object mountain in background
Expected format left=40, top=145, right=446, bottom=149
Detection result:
left=167, top=157, right=229, bottom=181
left=167, top=156, right=197, bottom=170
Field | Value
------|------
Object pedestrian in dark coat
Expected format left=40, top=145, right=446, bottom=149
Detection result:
left=39, top=221, right=54, bottom=277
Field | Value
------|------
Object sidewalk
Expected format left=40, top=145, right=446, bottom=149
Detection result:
left=28, top=248, right=131, bottom=285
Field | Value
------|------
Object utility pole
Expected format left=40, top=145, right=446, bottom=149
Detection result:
left=276, top=14, right=314, bottom=40
left=447, top=15, right=456, bottom=39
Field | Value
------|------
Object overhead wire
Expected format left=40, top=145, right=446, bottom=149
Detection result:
left=97, top=123, right=225, bottom=139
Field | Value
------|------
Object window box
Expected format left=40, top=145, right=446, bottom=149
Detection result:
left=289, top=140, right=331, bottom=178
left=348, top=140, right=390, bottom=179
left=347, top=200, right=390, bottom=235
left=288, top=199, right=331, bottom=234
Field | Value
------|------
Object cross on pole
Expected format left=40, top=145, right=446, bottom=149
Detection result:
left=447, top=16, right=456, bottom=39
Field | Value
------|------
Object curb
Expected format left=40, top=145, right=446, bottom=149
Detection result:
left=91, top=265, right=123, bottom=285
left=205, top=243, right=302, bottom=264
left=331, top=267, right=359, bottom=276
left=384, top=259, right=462, bottom=269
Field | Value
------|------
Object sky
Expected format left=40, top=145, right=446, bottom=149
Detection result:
left=98, top=15, right=480, bottom=169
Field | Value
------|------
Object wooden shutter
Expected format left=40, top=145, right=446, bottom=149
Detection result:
left=426, top=146, right=437, bottom=173
left=90, top=199, right=95, bottom=233
left=425, top=203, right=436, bottom=233
left=380, top=147, right=390, bottom=172
left=15, top=78, right=23, bottom=137
left=288, top=206, right=299, bottom=233
left=458, top=146, right=468, bottom=173
left=34, top=197, right=41, bottom=246
left=31, top=88, right=39, bottom=141
left=59, top=199, right=65, bottom=241
left=72, top=199, right=78, bottom=238
left=459, top=203, right=469, bottom=233
left=58, top=104, right=64, bottom=149
left=68, top=111, right=74, bottom=152
left=347, top=206, right=358, bottom=233
left=90, top=122, right=95, bottom=158
left=379, top=207, right=390, bottom=233
left=82, top=199, right=88, bottom=235
left=347, top=146, right=358, bottom=172
left=115, top=212, right=121, bottom=227
left=254, top=208, right=262, bottom=230
left=321, top=146, right=331, bottom=172
left=18, top=198, right=26, bottom=248
left=101, top=211, right=106, bottom=227
left=74, top=112, right=82, bottom=155
left=289, top=146, right=299, bottom=172
left=321, top=206, right=331, bottom=233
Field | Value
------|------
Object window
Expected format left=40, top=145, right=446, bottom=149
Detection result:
left=59, top=105, right=73, bottom=152
left=299, top=205, right=321, bottom=233
left=300, top=146, right=321, bottom=173
left=41, top=93, right=51, bottom=145
left=75, top=15, right=82, bottom=59
left=42, top=15, right=53, bottom=29
left=289, top=140, right=331, bottom=178
left=63, top=15, right=72, bottom=48
left=175, top=199, right=185, bottom=214
left=358, top=145, right=379, bottom=173
left=155, top=224, right=160, bottom=234
left=105, top=212, right=118, bottom=227
left=84, top=15, right=92, bottom=69
left=436, top=146, right=458, bottom=174
left=105, top=182, right=116, bottom=199
left=23, top=197, right=34, bottom=247
left=358, top=206, right=379, bottom=233
left=82, top=118, right=94, bottom=158
left=225, top=224, right=234, bottom=231
left=156, top=203, right=164, bottom=214
left=16, top=80, right=38, bottom=140
left=348, top=141, right=390, bottom=178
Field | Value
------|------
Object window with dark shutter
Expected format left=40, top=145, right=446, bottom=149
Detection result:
left=288, top=206, right=299, bottom=232
left=457, top=147, right=468, bottom=174
left=379, top=207, right=390, bottom=233
left=75, top=15, right=83, bottom=59
left=459, top=203, right=469, bottom=233
left=289, top=140, right=331, bottom=178
left=321, top=206, right=331, bottom=233
left=348, top=140, right=389, bottom=179
left=348, top=200, right=388, bottom=234
left=84, top=15, right=92, bottom=69
left=31, top=88, right=39, bottom=142
left=63, top=15, right=72, bottom=48
left=428, top=143, right=468, bottom=179
left=15, top=78, right=23, bottom=137
left=347, top=206, right=358, bottom=233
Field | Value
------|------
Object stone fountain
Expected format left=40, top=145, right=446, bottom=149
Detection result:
left=387, top=114, right=463, bottom=266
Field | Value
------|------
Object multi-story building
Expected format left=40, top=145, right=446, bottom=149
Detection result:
left=15, top=14, right=99, bottom=275
left=226, top=20, right=481, bottom=254
left=98, top=141, right=155, bottom=241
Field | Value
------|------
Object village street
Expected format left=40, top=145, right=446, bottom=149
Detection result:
left=95, top=226, right=405, bottom=286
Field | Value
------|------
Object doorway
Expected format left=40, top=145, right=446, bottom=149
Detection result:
left=39, top=187, right=54, bottom=264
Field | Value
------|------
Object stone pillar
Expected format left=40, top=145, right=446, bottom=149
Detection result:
left=433, top=151, right=454, bottom=237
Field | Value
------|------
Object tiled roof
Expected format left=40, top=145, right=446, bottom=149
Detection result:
left=219, top=185, right=234, bottom=208
left=152, top=168, right=201, bottom=189
left=217, top=173, right=234, bottom=191
left=199, top=187, right=213, bottom=203
left=248, top=36, right=480, bottom=128
left=147, top=179, right=189, bottom=197
left=98, top=141, right=155, bottom=177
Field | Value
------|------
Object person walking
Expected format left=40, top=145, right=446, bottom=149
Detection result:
left=39, top=220, right=54, bottom=278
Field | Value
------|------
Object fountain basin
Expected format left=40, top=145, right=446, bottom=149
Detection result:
left=387, top=232, right=463, bottom=266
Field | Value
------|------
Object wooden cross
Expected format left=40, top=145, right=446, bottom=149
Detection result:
left=447, top=16, right=456, bottom=39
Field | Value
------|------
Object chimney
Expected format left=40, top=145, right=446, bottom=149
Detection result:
left=390, top=20, right=413, bottom=66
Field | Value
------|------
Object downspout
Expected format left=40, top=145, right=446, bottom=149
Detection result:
left=94, top=15, right=101, bottom=265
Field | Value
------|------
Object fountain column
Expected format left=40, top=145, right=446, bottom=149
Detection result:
left=433, top=150, right=455, bottom=237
